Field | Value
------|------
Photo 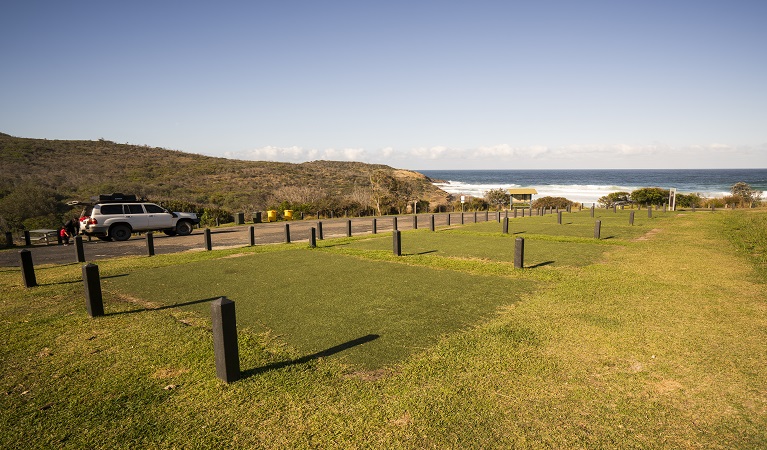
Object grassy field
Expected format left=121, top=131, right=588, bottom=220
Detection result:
left=1, top=208, right=765, bottom=448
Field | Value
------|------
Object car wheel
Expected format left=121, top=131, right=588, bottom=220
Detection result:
left=110, top=224, right=132, bottom=241
left=175, top=220, right=193, bottom=236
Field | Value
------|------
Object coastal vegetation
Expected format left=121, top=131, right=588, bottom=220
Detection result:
left=1, top=207, right=765, bottom=447
left=598, top=184, right=763, bottom=209
left=0, top=133, right=448, bottom=232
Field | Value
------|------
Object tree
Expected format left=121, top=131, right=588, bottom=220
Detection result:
left=484, top=188, right=509, bottom=210
left=730, top=182, right=762, bottom=207
left=598, top=192, right=630, bottom=208
left=631, top=187, right=669, bottom=206
left=369, top=170, right=398, bottom=215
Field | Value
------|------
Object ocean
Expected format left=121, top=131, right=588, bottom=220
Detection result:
left=418, top=169, right=767, bottom=205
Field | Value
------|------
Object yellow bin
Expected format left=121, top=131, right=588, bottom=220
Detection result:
left=283, top=210, right=293, bottom=221
left=267, top=210, right=277, bottom=222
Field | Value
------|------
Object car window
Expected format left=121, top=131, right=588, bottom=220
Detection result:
left=144, top=204, right=166, bottom=214
left=99, top=204, right=123, bottom=215
left=126, top=204, right=144, bottom=214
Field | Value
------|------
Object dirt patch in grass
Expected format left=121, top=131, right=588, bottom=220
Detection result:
left=635, top=228, right=662, bottom=241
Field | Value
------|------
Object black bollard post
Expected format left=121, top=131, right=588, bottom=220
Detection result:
left=75, top=235, right=85, bottom=263
left=393, top=216, right=398, bottom=231
left=474, top=211, right=477, bottom=223
left=19, top=250, right=37, bottom=288
left=82, top=263, right=104, bottom=317
left=514, top=237, right=524, bottom=269
left=430, top=215, right=435, bottom=231
left=485, top=211, right=489, bottom=221
left=594, top=220, right=601, bottom=239
left=447, top=213, right=451, bottom=226
left=310, top=227, right=317, bottom=248
left=521, top=208, right=525, bottom=218
left=503, top=217, right=509, bottom=234
left=204, top=228, right=212, bottom=251
left=317, top=221, right=324, bottom=240
left=57, top=229, right=62, bottom=245
left=284, top=223, right=291, bottom=243
left=24, top=230, right=31, bottom=247
left=413, top=215, right=417, bottom=230
left=5, top=231, right=13, bottom=248
left=461, top=212, right=464, bottom=224
left=146, top=232, right=155, bottom=256
left=372, top=218, right=377, bottom=234
left=629, top=211, right=635, bottom=225
left=211, top=297, right=240, bottom=383
left=249, top=226, right=255, bottom=246
left=347, top=219, right=352, bottom=237
left=558, top=211, right=563, bottom=225
left=393, top=230, right=401, bottom=256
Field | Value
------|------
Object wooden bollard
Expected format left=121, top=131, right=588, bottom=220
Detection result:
left=75, top=235, right=85, bottom=263
left=629, top=211, right=635, bottom=225
left=211, top=297, right=240, bottom=383
left=317, top=221, right=324, bottom=240
left=19, top=249, right=37, bottom=288
left=249, top=226, right=255, bottom=246
left=503, top=217, right=509, bottom=234
left=590, top=205, right=595, bottom=218
left=513, top=209, right=517, bottom=218
left=557, top=211, right=562, bottom=225
left=310, top=227, right=317, bottom=248
left=594, top=220, right=601, bottom=239
left=648, top=206, right=653, bottom=218
left=347, top=219, right=352, bottom=237
left=372, top=218, right=377, bottom=234
left=430, top=215, right=435, bottom=231
left=204, top=228, right=212, bottom=251
left=284, top=223, right=291, bottom=243
left=514, top=237, right=524, bottom=269
left=412, top=215, right=417, bottom=230
left=393, top=230, right=401, bottom=256
left=146, top=232, right=155, bottom=256
left=82, top=263, right=104, bottom=317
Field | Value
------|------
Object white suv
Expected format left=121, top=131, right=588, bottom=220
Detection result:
left=79, top=196, right=200, bottom=241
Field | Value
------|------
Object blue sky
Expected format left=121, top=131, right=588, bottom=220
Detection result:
left=2, top=1, right=766, bottom=169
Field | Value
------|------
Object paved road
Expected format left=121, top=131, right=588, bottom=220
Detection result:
left=1, top=212, right=508, bottom=267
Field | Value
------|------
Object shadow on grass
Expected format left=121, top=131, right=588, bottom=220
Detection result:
left=43, top=273, right=130, bottom=286
left=406, top=250, right=438, bottom=256
left=242, top=334, right=380, bottom=377
left=527, top=261, right=554, bottom=268
left=106, top=296, right=220, bottom=316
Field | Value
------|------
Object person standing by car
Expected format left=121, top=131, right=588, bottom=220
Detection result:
left=64, top=218, right=77, bottom=237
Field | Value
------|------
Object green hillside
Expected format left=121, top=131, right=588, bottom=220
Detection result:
left=0, top=133, right=448, bottom=230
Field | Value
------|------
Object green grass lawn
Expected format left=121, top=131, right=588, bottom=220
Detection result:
left=1, top=209, right=765, bottom=448
left=103, top=249, right=536, bottom=369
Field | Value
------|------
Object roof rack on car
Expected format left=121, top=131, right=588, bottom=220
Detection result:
left=94, top=193, right=147, bottom=203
